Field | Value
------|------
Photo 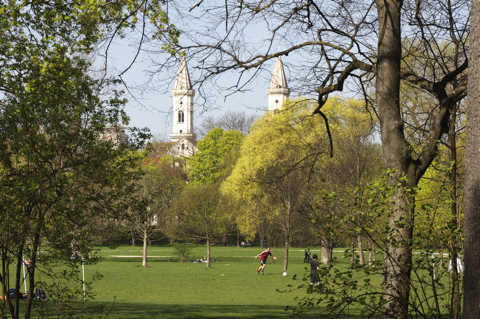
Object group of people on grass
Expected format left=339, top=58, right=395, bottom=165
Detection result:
left=255, top=247, right=320, bottom=294
left=255, top=247, right=464, bottom=295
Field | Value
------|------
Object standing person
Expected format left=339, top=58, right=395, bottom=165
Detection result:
left=309, top=254, right=320, bottom=294
left=307, top=249, right=311, bottom=262
left=255, top=247, right=277, bottom=274
left=304, top=250, right=309, bottom=263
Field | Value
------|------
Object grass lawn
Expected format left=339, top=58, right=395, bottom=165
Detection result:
left=7, top=245, right=455, bottom=318
left=85, top=245, right=318, bottom=318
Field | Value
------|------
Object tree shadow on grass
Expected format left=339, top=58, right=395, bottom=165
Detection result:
left=84, top=302, right=364, bottom=318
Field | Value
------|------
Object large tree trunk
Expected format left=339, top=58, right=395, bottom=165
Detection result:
left=237, top=226, right=240, bottom=247
left=283, top=208, right=291, bottom=270
left=206, top=237, right=211, bottom=268
left=375, top=0, right=411, bottom=317
left=321, top=239, right=333, bottom=268
left=283, top=235, right=289, bottom=270
left=463, top=2, right=480, bottom=314
left=13, top=243, right=24, bottom=319
left=257, top=223, right=265, bottom=248
left=142, top=229, right=147, bottom=267
left=350, top=235, right=355, bottom=268
left=450, top=254, right=461, bottom=319
left=368, top=237, right=373, bottom=266
left=439, top=250, right=444, bottom=270
left=25, top=232, right=41, bottom=319
left=1, top=240, right=10, bottom=318
left=357, top=233, right=365, bottom=266
left=448, top=107, right=461, bottom=319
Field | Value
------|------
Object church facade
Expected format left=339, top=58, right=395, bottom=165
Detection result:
left=156, top=55, right=290, bottom=158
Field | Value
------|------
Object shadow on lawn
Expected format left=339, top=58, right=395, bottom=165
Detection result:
left=85, top=302, right=363, bottom=318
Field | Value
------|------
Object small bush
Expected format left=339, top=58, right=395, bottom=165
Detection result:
left=173, top=244, right=192, bottom=262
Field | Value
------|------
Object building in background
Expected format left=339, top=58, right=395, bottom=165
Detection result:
left=149, top=56, right=290, bottom=158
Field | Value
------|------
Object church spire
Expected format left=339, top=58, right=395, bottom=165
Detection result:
left=269, top=57, right=288, bottom=89
left=267, top=57, right=290, bottom=112
left=171, top=57, right=196, bottom=144
left=174, top=57, right=192, bottom=90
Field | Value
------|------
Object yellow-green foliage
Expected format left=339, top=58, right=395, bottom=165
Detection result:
left=224, top=100, right=313, bottom=186
left=415, top=146, right=465, bottom=248
left=326, top=96, right=377, bottom=135
left=222, top=97, right=332, bottom=237
left=222, top=96, right=379, bottom=239
left=321, top=97, right=379, bottom=196
left=221, top=95, right=380, bottom=241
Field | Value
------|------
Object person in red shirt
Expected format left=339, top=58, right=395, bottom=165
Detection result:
left=255, top=247, right=277, bottom=274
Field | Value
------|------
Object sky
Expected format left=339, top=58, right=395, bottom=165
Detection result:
left=108, top=40, right=284, bottom=139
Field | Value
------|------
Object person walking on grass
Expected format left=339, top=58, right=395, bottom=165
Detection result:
left=255, top=247, right=277, bottom=274
left=309, top=254, right=320, bottom=294
left=303, top=249, right=310, bottom=263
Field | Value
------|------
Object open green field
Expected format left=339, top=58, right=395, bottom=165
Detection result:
left=86, top=245, right=323, bottom=318
left=9, top=245, right=364, bottom=318
left=8, top=245, right=456, bottom=318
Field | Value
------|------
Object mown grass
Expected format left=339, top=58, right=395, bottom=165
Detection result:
left=7, top=245, right=455, bottom=318
left=87, top=245, right=321, bottom=318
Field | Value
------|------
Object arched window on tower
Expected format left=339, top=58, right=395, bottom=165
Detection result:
left=181, top=144, right=185, bottom=150
left=178, top=111, right=184, bottom=123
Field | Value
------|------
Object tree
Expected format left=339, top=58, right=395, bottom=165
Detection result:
left=0, top=0, right=179, bottom=317
left=128, top=156, right=186, bottom=267
left=464, top=0, right=480, bottom=315
left=414, top=157, right=465, bottom=318
left=148, top=1, right=468, bottom=316
left=310, top=98, right=382, bottom=267
left=0, top=55, right=146, bottom=317
left=188, top=127, right=245, bottom=185
left=223, top=98, right=330, bottom=270
left=169, top=183, right=230, bottom=268
left=196, top=110, right=257, bottom=139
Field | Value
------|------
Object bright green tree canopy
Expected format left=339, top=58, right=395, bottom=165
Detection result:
left=188, top=127, right=244, bottom=185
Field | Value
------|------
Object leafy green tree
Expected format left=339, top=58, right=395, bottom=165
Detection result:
left=168, top=183, right=230, bottom=268
left=224, top=96, right=380, bottom=270
left=155, top=2, right=467, bottom=315
left=0, top=55, right=145, bottom=317
left=223, top=98, right=330, bottom=270
left=128, top=156, right=186, bottom=267
left=0, top=0, right=180, bottom=317
left=307, top=97, right=382, bottom=267
left=188, top=127, right=244, bottom=185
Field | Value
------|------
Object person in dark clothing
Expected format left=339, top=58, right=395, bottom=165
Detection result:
left=304, top=250, right=309, bottom=263
left=309, top=254, right=320, bottom=294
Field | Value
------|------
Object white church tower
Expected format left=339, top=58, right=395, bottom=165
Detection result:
left=267, top=57, right=290, bottom=112
left=170, top=57, right=196, bottom=144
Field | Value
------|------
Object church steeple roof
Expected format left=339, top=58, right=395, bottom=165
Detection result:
left=269, top=57, right=288, bottom=89
left=174, top=57, right=192, bottom=90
